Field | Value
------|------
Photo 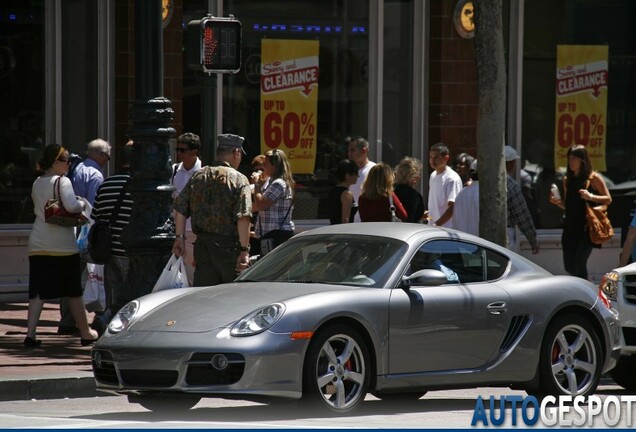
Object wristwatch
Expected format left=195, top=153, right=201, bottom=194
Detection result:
left=240, top=245, right=250, bottom=252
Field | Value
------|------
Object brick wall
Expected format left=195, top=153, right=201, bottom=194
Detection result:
left=428, top=0, right=478, bottom=159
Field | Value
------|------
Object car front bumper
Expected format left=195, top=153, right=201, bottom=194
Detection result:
left=92, top=328, right=309, bottom=399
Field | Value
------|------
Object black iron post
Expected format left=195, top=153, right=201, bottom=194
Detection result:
left=199, top=73, right=217, bottom=164
left=119, top=0, right=175, bottom=307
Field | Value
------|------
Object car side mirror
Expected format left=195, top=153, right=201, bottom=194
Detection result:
left=401, top=269, right=448, bottom=288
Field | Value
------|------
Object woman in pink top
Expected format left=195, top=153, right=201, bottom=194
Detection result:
left=358, top=163, right=407, bottom=222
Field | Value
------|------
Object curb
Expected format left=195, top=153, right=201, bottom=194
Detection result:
left=0, top=376, right=101, bottom=401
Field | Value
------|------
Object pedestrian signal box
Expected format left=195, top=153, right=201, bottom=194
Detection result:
left=187, top=15, right=241, bottom=74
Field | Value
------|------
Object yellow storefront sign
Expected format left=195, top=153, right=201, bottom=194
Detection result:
left=554, top=45, right=609, bottom=171
left=260, top=39, right=319, bottom=174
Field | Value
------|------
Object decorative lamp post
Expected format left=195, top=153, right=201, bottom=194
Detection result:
left=119, top=0, right=176, bottom=307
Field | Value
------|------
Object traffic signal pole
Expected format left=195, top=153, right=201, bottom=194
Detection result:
left=186, top=14, right=242, bottom=163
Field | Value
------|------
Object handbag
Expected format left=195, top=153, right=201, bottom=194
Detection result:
left=388, top=194, right=402, bottom=223
left=585, top=203, right=613, bottom=245
left=83, top=263, right=106, bottom=312
left=583, top=178, right=613, bottom=245
left=152, top=254, right=189, bottom=292
left=259, top=204, right=294, bottom=256
left=44, top=177, right=88, bottom=227
left=88, top=178, right=130, bottom=264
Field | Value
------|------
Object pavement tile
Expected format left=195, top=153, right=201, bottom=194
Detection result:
left=0, top=302, right=100, bottom=400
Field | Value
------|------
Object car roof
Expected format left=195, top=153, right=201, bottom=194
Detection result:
left=296, top=222, right=439, bottom=242
left=297, top=222, right=498, bottom=248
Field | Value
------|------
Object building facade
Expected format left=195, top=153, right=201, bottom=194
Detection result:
left=0, top=0, right=634, bottom=299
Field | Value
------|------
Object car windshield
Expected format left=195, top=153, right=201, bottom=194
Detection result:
left=236, top=234, right=407, bottom=287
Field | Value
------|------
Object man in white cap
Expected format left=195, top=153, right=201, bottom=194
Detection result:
left=505, top=145, right=539, bottom=254
left=172, top=133, right=252, bottom=285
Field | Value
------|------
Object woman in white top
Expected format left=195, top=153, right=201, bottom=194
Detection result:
left=26, top=144, right=98, bottom=347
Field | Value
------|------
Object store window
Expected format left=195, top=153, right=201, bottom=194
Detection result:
left=184, top=0, right=372, bottom=219
left=0, top=2, right=45, bottom=224
left=382, top=0, right=414, bottom=168
left=521, top=0, right=636, bottom=230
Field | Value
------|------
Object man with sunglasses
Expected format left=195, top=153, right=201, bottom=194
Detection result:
left=170, top=132, right=202, bottom=284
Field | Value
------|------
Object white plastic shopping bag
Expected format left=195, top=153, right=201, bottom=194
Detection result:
left=152, top=254, right=189, bottom=292
left=84, top=263, right=106, bottom=312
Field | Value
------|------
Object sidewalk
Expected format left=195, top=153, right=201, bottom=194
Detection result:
left=0, top=302, right=102, bottom=401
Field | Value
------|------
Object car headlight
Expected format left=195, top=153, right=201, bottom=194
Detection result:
left=599, top=271, right=619, bottom=302
left=108, top=301, right=139, bottom=334
left=230, top=303, right=286, bottom=336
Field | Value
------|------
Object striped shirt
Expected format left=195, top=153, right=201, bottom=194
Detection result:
left=91, top=173, right=132, bottom=258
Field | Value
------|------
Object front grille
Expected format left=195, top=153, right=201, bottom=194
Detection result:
left=500, top=315, right=530, bottom=352
left=624, top=274, right=636, bottom=304
left=92, top=350, right=119, bottom=385
left=119, top=370, right=179, bottom=387
left=185, top=352, right=245, bottom=386
left=623, top=327, right=636, bottom=346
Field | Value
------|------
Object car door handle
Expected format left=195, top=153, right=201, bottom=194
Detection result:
left=487, top=301, right=507, bottom=315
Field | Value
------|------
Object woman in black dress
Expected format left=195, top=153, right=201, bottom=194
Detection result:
left=550, top=144, right=612, bottom=279
left=328, top=159, right=358, bottom=224
left=394, top=157, right=425, bottom=223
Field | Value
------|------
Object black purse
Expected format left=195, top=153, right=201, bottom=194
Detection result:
left=259, top=205, right=293, bottom=256
left=88, top=178, right=130, bottom=264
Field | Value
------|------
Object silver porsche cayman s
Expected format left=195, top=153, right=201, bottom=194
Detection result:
left=92, top=223, right=621, bottom=413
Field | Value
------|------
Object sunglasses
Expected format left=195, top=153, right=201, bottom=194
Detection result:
left=176, top=147, right=191, bottom=153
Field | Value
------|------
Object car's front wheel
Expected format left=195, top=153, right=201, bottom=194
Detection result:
left=127, top=394, right=201, bottom=412
left=537, top=314, right=602, bottom=397
left=302, top=324, right=370, bottom=414
left=609, top=356, right=636, bottom=390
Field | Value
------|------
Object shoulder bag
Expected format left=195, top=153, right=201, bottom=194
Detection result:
left=44, top=176, right=89, bottom=227
left=388, top=194, right=402, bottom=223
left=584, top=178, right=613, bottom=245
left=259, top=203, right=294, bottom=256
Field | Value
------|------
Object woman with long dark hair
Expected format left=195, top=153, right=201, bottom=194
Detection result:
left=550, top=144, right=612, bottom=279
left=26, top=144, right=98, bottom=347
left=328, top=159, right=358, bottom=224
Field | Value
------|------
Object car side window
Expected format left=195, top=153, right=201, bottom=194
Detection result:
left=408, top=240, right=509, bottom=284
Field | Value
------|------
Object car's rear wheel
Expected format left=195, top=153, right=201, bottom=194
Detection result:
left=609, top=356, right=636, bottom=390
left=537, top=314, right=602, bottom=397
left=302, top=324, right=370, bottom=414
left=127, top=394, right=201, bottom=412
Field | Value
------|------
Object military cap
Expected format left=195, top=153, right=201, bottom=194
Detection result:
left=217, top=133, right=246, bottom=154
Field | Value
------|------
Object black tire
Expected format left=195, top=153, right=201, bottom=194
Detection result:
left=302, top=324, right=371, bottom=414
left=372, top=391, right=427, bottom=401
left=537, top=314, right=603, bottom=397
left=609, top=356, right=636, bottom=390
left=127, top=394, right=201, bottom=412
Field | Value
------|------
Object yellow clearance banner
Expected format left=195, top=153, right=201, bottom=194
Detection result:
left=554, top=45, right=609, bottom=171
left=260, top=39, right=319, bottom=174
